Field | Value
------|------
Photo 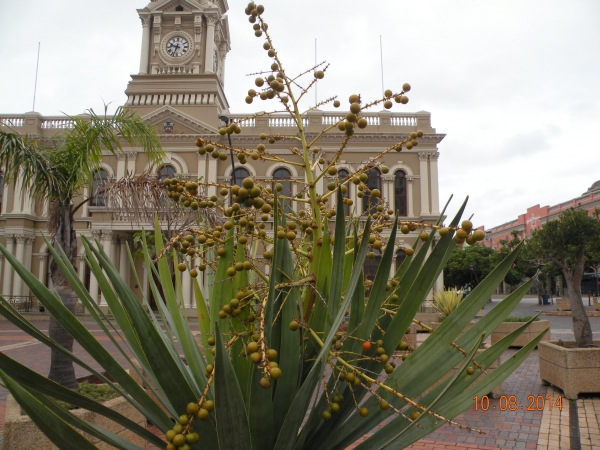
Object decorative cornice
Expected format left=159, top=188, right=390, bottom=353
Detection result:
left=117, top=153, right=127, bottom=161
left=418, top=152, right=429, bottom=161
left=101, top=230, right=113, bottom=241
left=140, top=16, right=151, bottom=27
left=430, top=151, right=440, bottom=160
left=91, top=230, right=103, bottom=240
left=126, top=151, right=138, bottom=159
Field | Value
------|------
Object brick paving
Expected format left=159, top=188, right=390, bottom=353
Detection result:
left=577, top=396, right=600, bottom=450
left=1, top=301, right=599, bottom=449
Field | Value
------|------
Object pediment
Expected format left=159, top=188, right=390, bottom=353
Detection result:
left=141, top=106, right=219, bottom=135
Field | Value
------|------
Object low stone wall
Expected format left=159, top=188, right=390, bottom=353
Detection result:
left=414, top=312, right=442, bottom=331
left=539, top=340, right=600, bottom=400
left=2, top=394, right=145, bottom=450
left=556, top=297, right=571, bottom=311
left=491, top=320, right=550, bottom=348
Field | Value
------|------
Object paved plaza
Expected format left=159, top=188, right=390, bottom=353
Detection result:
left=1, top=297, right=599, bottom=449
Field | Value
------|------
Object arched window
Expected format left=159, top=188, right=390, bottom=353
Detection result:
left=394, top=170, right=407, bottom=216
left=232, top=167, right=250, bottom=187
left=91, top=169, right=108, bottom=206
left=364, top=248, right=382, bottom=282
left=395, top=249, right=407, bottom=272
left=0, top=171, right=4, bottom=213
left=362, top=168, right=381, bottom=215
left=273, top=167, right=292, bottom=212
left=158, top=164, right=176, bottom=182
left=338, top=169, right=350, bottom=216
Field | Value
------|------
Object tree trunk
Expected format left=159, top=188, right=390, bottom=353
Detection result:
left=48, top=203, right=79, bottom=389
left=563, top=247, right=593, bottom=348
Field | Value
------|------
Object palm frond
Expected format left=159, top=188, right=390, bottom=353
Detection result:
left=100, top=170, right=220, bottom=230
left=0, top=130, right=58, bottom=201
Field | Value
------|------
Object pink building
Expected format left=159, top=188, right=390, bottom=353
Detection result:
left=483, top=180, right=600, bottom=249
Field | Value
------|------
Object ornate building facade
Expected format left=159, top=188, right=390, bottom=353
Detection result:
left=0, top=0, right=445, bottom=316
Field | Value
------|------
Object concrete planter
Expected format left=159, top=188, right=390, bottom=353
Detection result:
left=556, top=297, right=571, bottom=311
left=539, top=340, right=600, bottom=399
left=2, top=393, right=145, bottom=450
left=414, top=312, right=443, bottom=331
left=491, top=320, right=550, bottom=348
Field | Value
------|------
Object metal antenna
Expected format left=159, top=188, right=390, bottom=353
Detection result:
left=379, top=35, right=384, bottom=95
left=32, top=42, right=41, bottom=111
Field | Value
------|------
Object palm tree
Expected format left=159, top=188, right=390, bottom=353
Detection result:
left=0, top=106, right=163, bottom=388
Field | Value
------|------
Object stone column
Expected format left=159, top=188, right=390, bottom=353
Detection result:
left=218, top=41, right=229, bottom=83
left=2, top=235, right=15, bottom=296
left=1, top=183, right=9, bottom=214
left=116, top=153, right=127, bottom=179
left=207, top=158, right=218, bottom=197
left=89, top=231, right=102, bottom=304
left=139, top=15, right=151, bottom=74
left=181, top=266, right=192, bottom=309
left=38, top=254, right=48, bottom=287
left=382, top=175, right=394, bottom=212
left=111, top=235, right=120, bottom=272
left=12, top=175, right=23, bottom=213
left=430, top=152, right=440, bottom=215
left=197, top=153, right=207, bottom=183
left=22, top=192, right=34, bottom=215
left=12, top=235, right=27, bottom=298
left=119, top=237, right=131, bottom=289
left=418, top=152, right=430, bottom=215
left=82, top=187, right=90, bottom=217
left=77, top=254, right=87, bottom=286
left=126, top=151, right=137, bottom=176
left=21, top=236, right=34, bottom=295
left=204, top=15, right=218, bottom=73
left=99, top=231, right=114, bottom=306
left=406, top=177, right=415, bottom=218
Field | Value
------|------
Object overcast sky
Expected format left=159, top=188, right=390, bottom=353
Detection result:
left=1, top=0, right=599, bottom=229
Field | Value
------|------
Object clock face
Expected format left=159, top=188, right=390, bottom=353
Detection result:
left=166, top=36, right=189, bottom=57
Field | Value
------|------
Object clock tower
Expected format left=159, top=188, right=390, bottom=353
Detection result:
left=125, top=0, right=231, bottom=129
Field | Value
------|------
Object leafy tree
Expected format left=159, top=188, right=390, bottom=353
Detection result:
left=0, top=107, right=163, bottom=388
left=444, top=244, right=496, bottom=290
left=527, top=208, right=600, bottom=347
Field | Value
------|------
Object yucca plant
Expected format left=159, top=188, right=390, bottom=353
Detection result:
left=432, top=288, right=464, bottom=318
left=0, top=3, right=549, bottom=449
